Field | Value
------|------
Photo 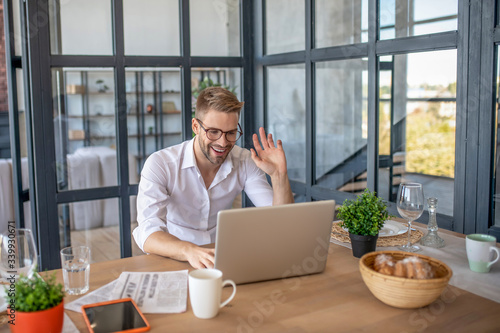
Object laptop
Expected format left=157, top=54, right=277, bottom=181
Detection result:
left=214, top=200, right=336, bottom=284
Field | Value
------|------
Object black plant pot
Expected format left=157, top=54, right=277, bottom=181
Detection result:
left=349, top=233, right=379, bottom=258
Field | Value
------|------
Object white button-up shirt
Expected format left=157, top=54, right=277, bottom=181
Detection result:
left=133, top=138, right=273, bottom=251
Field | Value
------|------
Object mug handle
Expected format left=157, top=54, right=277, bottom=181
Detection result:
left=488, top=247, right=500, bottom=268
left=220, top=280, right=236, bottom=309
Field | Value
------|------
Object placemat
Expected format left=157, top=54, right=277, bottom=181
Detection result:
left=331, top=221, right=424, bottom=247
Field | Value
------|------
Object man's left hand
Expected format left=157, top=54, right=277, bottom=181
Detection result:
left=250, top=127, right=287, bottom=178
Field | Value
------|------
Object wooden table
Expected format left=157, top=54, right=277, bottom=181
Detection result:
left=58, top=240, right=500, bottom=332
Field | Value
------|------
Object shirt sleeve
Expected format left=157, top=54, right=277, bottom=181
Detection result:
left=242, top=152, right=274, bottom=207
left=132, top=154, right=171, bottom=252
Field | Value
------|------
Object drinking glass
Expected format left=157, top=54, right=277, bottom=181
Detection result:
left=0, top=228, right=38, bottom=279
left=60, top=246, right=91, bottom=295
left=396, top=183, right=424, bottom=252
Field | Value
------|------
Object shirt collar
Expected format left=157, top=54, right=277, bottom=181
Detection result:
left=181, top=138, right=196, bottom=170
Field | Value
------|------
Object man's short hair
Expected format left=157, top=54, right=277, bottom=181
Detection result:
left=195, top=86, right=244, bottom=119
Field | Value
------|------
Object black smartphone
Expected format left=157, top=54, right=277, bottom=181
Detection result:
left=81, top=298, right=150, bottom=333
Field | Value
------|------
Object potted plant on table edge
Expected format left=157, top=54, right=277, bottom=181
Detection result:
left=337, top=189, right=391, bottom=258
left=5, top=270, right=65, bottom=333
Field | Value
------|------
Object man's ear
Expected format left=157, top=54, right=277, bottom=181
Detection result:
left=192, top=118, right=199, bottom=135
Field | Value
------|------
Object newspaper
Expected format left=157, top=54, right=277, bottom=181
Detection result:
left=111, top=270, right=188, bottom=313
left=65, top=270, right=188, bottom=314
left=64, top=280, right=117, bottom=312
left=62, top=313, right=80, bottom=333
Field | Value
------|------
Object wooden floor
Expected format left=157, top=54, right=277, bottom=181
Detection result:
left=71, top=194, right=242, bottom=263
left=70, top=222, right=144, bottom=263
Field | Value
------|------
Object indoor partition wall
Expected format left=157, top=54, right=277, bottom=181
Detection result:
left=5, top=0, right=248, bottom=269
left=5, top=0, right=500, bottom=271
left=254, top=0, right=499, bottom=238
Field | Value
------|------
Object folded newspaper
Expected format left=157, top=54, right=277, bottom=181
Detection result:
left=65, top=270, right=188, bottom=314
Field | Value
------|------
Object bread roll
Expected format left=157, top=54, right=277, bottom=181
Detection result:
left=373, top=254, right=435, bottom=279
left=373, top=254, right=396, bottom=275
left=394, top=256, right=435, bottom=279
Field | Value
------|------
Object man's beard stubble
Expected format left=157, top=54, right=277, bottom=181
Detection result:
left=197, top=137, right=233, bottom=166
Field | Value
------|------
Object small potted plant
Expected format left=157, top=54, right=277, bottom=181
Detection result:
left=96, top=79, right=109, bottom=93
left=5, top=271, right=65, bottom=333
left=337, top=189, right=391, bottom=258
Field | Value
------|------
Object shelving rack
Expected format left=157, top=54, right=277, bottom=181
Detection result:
left=58, top=67, right=235, bottom=181
left=62, top=69, right=184, bottom=174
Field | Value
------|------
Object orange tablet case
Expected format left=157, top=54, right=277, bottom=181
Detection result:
left=81, top=298, right=150, bottom=333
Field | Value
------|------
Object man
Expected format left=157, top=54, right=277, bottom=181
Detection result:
left=133, top=87, right=294, bottom=269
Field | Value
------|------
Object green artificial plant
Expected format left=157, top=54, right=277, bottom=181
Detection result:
left=337, top=189, right=391, bottom=236
left=191, top=76, right=237, bottom=113
left=192, top=76, right=237, bottom=100
left=5, top=271, right=65, bottom=312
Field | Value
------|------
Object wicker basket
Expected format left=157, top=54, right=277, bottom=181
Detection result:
left=359, top=251, right=453, bottom=309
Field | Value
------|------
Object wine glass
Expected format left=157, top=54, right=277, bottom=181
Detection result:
left=0, top=228, right=38, bottom=279
left=396, top=183, right=424, bottom=252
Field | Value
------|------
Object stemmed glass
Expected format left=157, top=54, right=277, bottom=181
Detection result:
left=0, top=228, right=38, bottom=279
left=396, top=183, right=424, bottom=252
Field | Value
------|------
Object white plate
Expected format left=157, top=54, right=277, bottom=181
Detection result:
left=338, top=219, right=407, bottom=237
left=379, top=220, right=408, bottom=237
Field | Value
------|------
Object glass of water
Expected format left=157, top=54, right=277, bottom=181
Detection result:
left=60, top=246, right=91, bottom=295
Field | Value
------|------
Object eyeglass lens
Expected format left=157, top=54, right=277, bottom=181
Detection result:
left=197, top=119, right=242, bottom=142
left=205, top=129, right=241, bottom=142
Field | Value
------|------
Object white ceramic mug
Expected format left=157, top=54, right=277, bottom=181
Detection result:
left=466, top=234, right=500, bottom=273
left=188, top=269, right=236, bottom=319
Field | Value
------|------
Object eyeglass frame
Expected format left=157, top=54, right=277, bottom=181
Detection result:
left=195, top=118, right=243, bottom=142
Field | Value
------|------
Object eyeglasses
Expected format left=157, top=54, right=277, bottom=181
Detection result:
left=196, top=119, right=243, bottom=142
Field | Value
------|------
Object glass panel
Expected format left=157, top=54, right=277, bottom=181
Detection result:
left=379, top=0, right=458, bottom=40
left=13, top=0, right=22, bottom=56
left=130, top=195, right=142, bottom=256
left=493, top=46, right=500, bottom=227
left=378, top=50, right=456, bottom=216
left=16, top=69, right=29, bottom=190
left=379, top=0, right=395, bottom=34
left=266, top=64, right=306, bottom=182
left=190, top=0, right=240, bottom=56
left=294, top=194, right=307, bottom=203
left=315, top=0, right=368, bottom=48
left=232, top=193, right=242, bottom=208
left=58, top=198, right=120, bottom=263
left=380, top=28, right=395, bottom=40
left=52, top=68, right=117, bottom=191
left=49, top=0, right=113, bottom=55
left=0, top=68, right=29, bottom=233
left=265, top=0, right=305, bottom=54
left=414, top=0, right=458, bottom=21
left=413, top=19, right=457, bottom=36
left=126, top=68, right=183, bottom=181
left=0, top=159, right=14, bottom=233
left=315, top=59, right=368, bottom=193
left=24, top=200, right=32, bottom=230
left=498, top=2, right=500, bottom=28
left=124, top=0, right=180, bottom=56
left=378, top=64, right=394, bottom=200
left=16, top=69, right=25, bottom=113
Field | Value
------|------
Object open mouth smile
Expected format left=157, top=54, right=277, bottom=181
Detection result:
left=211, top=146, right=227, bottom=155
